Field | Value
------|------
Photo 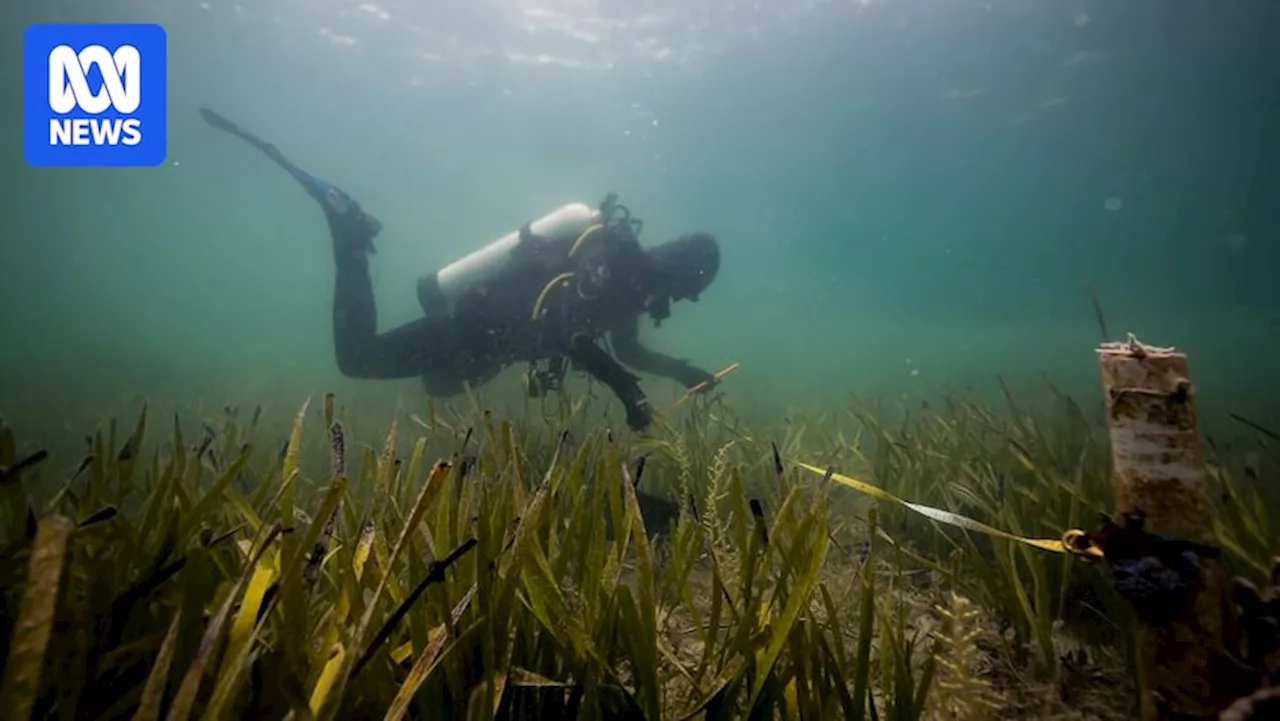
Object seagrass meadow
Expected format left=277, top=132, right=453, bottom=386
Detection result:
left=1, top=375, right=1278, bottom=721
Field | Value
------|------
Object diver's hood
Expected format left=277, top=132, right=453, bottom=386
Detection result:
left=645, top=232, right=720, bottom=302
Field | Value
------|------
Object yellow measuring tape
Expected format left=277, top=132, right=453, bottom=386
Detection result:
left=795, top=462, right=1103, bottom=560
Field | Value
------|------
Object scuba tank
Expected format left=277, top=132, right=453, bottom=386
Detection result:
left=417, top=202, right=603, bottom=316
left=518, top=193, right=647, bottom=398
left=524, top=192, right=646, bottom=327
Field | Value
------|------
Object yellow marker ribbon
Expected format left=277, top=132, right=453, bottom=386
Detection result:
left=795, top=461, right=1102, bottom=559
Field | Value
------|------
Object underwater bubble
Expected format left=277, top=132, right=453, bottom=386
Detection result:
left=1103, top=196, right=1123, bottom=211
left=356, top=4, right=391, bottom=21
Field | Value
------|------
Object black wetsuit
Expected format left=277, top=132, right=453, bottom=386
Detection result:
left=327, top=209, right=712, bottom=430
left=198, top=106, right=716, bottom=430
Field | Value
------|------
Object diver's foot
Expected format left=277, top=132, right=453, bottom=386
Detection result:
left=325, top=197, right=382, bottom=256
left=324, top=188, right=381, bottom=233
left=307, top=178, right=381, bottom=242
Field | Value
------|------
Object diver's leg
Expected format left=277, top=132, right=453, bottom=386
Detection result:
left=329, top=214, right=444, bottom=379
left=198, top=107, right=382, bottom=250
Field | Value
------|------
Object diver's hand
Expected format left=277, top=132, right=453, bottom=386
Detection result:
left=679, top=366, right=718, bottom=394
left=625, top=397, right=654, bottom=432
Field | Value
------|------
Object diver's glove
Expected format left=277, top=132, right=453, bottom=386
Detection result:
left=675, top=364, right=718, bottom=394
left=624, top=396, right=654, bottom=432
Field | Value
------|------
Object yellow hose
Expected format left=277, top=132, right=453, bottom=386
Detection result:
left=568, top=224, right=604, bottom=257
left=528, top=223, right=606, bottom=322
left=530, top=272, right=575, bottom=321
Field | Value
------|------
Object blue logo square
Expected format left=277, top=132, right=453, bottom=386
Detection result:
left=24, top=23, right=168, bottom=167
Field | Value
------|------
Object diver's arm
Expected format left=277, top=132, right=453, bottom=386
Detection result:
left=567, top=333, right=653, bottom=431
left=609, top=315, right=716, bottom=389
left=331, top=232, right=433, bottom=380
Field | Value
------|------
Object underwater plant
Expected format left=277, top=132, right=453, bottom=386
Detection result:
left=0, top=373, right=1274, bottom=720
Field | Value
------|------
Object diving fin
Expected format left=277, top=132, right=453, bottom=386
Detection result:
left=197, top=106, right=378, bottom=239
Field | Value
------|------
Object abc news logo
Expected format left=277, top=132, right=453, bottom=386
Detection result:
left=23, top=24, right=167, bottom=167
left=48, top=44, right=144, bottom=147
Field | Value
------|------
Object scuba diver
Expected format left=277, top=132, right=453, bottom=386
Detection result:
left=198, top=107, right=722, bottom=432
